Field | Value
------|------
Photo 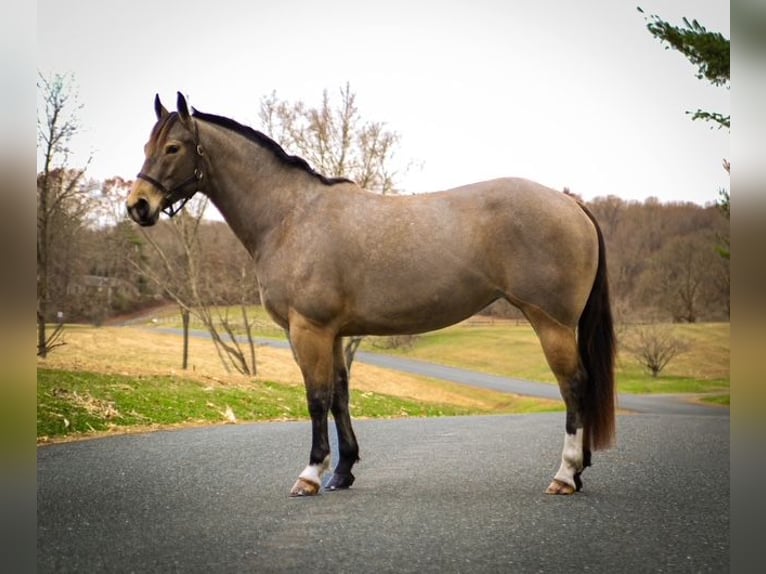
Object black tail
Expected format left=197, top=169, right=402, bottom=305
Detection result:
left=577, top=204, right=616, bottom=450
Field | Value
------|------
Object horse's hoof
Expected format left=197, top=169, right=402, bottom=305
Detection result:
left=545, top=479, right=576, bottom=495
left=574, top=472, right=583, bottom=492
left=326, top=472, right=355, bottom=491
left=290, top=478, right=321, bottom=497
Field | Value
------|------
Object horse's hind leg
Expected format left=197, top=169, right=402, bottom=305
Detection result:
left=325, top=337, right=360, bottom=491
left=525, top=307, right=589, bottom=495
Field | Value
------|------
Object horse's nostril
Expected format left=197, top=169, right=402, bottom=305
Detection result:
left=127, top=198, right=149, bottom=220
left=135, top=198, right=150, bottom=218
left=127, top=198, right=156, bottom=226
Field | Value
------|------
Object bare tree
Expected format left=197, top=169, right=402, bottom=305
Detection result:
left=68, top=177, right=153, bottom=323
left=260, top=82, right=404, bottom=195
left=131, top=199, right=258, bottom=375
left=716, top=159, right=730, bottom=261
left=194, top=220, right=260, bottom=376
left=586, top=196, right=729, bottom=322
left=637, top=234, right=720, bottom=323
left=624, top=323, right=690, bottom=378
left=260, top=83, right=409, bottom=371
left=206, top=227, right=261, bottom=374
left=706, top=246, right=730, bottom=319
left=131, top=199, right=203, bottom=370
left=37, top=72, right=90, bottom=356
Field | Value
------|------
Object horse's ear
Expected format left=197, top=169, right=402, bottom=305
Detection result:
left=154, top=94, right=169, bottom=120
left=177, top=92, right=191, bottom=123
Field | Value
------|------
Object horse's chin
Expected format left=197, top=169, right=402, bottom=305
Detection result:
left=136, top=216, right=159, bottom=227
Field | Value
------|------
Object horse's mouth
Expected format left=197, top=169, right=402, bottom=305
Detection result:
left=135, top=216, right=159, bottom=227
left=126, top=198, right=160, bottom=227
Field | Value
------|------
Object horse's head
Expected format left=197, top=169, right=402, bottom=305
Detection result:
left=126, top=92, right=205, bottom=226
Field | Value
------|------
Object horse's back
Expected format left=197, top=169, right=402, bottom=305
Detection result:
left=326, top=178, right=599, bottom=332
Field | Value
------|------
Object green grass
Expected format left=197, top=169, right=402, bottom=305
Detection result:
left=699, top=394, right=730, bottom=406
left=38, top=367, right=552, bottom=441
left=611, top=367, right=728, bottom=395
left=364, top=322, right=730, bottom=397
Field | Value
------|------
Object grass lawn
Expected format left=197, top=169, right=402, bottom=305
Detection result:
left=36, top=324, right=563, bottom=442
left=37, top=367, right=521, bottom=442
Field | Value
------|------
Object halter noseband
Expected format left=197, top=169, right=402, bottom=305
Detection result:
left=136, top=119, right=205, bottom=218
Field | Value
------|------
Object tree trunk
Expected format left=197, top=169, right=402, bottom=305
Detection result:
left=241, top=304, right=257, bottom=376
left=181, top=307, right=190, bottom=369
left=344, top=336, right=364, bottom=377
left=37, top=183, right=48, bottom=358
left=37, top=306, right=47, bottom=358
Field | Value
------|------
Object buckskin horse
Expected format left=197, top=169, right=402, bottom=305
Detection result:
left=126, top=93, right=615, bottom=497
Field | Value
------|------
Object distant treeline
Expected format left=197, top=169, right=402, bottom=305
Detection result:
left=42, top=170, right=728, bottom=326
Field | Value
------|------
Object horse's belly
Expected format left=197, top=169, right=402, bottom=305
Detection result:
left=341, top=282, right=499, bottom=336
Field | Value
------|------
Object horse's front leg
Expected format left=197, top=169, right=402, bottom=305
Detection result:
left=288, top=315, right=335, bottom=497
left=325, top=337, right=359, bottom=491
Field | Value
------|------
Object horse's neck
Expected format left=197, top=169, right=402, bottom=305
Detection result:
left=199, top=123, right=318, bottom=256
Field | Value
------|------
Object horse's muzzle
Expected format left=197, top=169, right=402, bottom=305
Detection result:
left=126, top=197, right=159, bottom=227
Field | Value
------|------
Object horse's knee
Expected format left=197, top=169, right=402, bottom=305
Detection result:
left=307, top=387, right=332, bottom=417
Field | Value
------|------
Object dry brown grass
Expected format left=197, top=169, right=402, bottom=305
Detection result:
left=38, top=325, right=558, bottom=412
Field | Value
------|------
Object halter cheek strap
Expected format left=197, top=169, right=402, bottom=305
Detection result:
left=135, top=165, right=203, bottom=218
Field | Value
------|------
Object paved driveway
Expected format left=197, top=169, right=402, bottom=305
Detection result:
left=38, top=412, right=729, bottom=573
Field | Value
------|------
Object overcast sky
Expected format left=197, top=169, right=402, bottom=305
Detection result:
left=37, top=0, right=730, bottom=206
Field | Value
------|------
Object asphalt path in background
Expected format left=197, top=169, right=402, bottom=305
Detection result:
left=154, top=328, right=726, bottom=416
left=38, top=413, right=729, bottom=573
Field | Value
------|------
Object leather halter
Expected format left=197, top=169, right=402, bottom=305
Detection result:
left=136, top=119, right=205, bottom=218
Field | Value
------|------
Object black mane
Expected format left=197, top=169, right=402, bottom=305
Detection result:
left=191, top=109, right=352, bottom=186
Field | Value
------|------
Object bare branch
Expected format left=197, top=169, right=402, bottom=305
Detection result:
left=258, top=83, right=405, bottom=188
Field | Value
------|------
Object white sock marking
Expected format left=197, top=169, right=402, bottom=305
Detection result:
left=554, top=428, right=584, bottom=488
left=298, top=455, right=330, bottom=486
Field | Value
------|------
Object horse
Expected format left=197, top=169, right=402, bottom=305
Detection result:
left=126, top=92, right=616, bottom=497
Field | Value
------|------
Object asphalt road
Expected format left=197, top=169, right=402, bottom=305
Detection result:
left=38, top=412, right=729, bottom=573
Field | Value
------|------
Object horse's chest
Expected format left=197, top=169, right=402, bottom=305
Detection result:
left=256, top=273, right=290, bottom=329
left=261, top=296, right=289, bottom=330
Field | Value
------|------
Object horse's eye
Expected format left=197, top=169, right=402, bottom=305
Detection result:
left=165, top=144, right=180, bottom=154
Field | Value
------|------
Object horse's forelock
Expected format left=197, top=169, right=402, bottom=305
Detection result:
left=148, top=113, right=180, bottom=153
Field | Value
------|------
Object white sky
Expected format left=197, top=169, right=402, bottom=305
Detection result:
left=37, top=0, right=730, bottom=206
